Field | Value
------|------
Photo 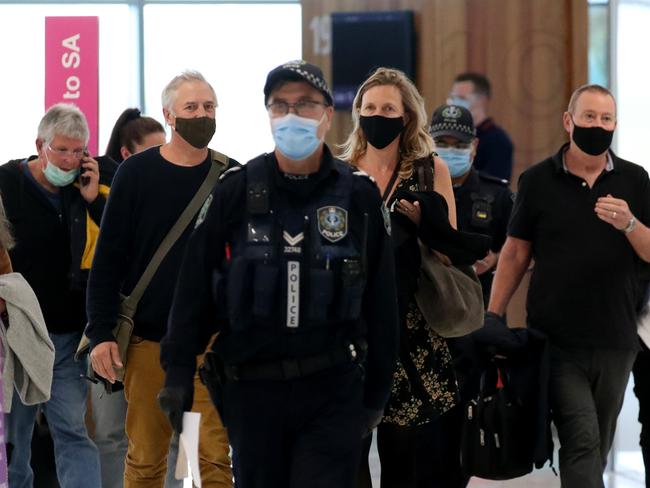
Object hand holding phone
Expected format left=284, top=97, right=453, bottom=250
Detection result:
left=80, top=150, right=91, bottom=186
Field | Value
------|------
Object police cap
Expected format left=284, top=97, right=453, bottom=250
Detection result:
left=264, top=60, right=333, bottom=107
left=429, top=104, right=475, bottom=143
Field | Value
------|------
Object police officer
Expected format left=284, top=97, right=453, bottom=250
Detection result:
left=158, top=60, right=399, bottom=488
left=425, top=104, right=514, bottom=488
left=429, top=103, right=513, bottom=304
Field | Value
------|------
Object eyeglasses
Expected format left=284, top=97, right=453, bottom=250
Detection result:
left=267, top=100, right=328, bottom=118
left=47, top=144, right=86, bottom=159
left=574, top=112, right=616, bottom=127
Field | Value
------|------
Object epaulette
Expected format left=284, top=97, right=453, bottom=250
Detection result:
left=353, top=170, right=376, bottom=184
left=479, top=172, right=509, bottom=186
left=219, top=165, right=243, bottom=181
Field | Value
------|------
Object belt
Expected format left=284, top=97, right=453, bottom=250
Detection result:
left=223, top=343, right=360, bottom=382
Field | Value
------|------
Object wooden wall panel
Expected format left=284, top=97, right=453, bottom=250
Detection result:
left=301, top=0, right=588, bottom=183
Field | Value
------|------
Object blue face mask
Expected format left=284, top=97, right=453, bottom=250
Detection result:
left=271, top=113, right=324, bottom=161
left=436, top=147, right=473, bottom=178
left=43, top=156, right=79, bottom=187
left=446, top=97, right=472, bottom=110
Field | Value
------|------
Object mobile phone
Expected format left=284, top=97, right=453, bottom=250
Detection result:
left=80, top=150, right=91, bottom=186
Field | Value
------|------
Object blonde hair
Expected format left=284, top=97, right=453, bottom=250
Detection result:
left=339, top=67, right=433, bottom=179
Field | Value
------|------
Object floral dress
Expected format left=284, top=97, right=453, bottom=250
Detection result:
left=381, top=171, right=459, bottom=427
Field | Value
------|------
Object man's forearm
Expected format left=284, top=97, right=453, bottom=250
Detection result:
left=487, top=237, right=532, bottom=316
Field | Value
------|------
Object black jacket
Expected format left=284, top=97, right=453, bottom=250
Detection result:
left=0, top=156, right=116, bottom=332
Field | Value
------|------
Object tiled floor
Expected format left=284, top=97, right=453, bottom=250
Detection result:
left=180, top=444, right=646, bottom=487
left=366, top=440, right=646, bottom=487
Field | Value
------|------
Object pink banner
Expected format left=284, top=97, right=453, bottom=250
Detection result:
left=45, top=17, right=99, bottom=155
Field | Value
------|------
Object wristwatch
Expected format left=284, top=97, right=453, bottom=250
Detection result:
left=623, top=216, right=637, bottom=234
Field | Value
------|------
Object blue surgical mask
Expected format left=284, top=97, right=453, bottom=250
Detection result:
left=43, top=156, right=79, bottom=187
left=271, top=113, right=324, bottom=161
left=436, top=147, right=472, bottom=178
left=446, top=97, right=472, bottom=110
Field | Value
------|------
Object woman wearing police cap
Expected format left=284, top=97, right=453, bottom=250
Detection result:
left=342, top=67, right=490, bottom=487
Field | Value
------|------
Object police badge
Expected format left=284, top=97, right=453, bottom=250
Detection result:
left=317, top=206, right=348, bottom=243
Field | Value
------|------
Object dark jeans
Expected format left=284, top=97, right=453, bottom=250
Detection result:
left=633, top=342, right=650, bottom=488
left=549, top=346, right=636, bottom=488
left=357, top=409, right=468, bottom=488
left=220, top=363, right=365, bottom=488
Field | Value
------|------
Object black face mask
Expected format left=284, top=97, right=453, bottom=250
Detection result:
left=571, top=118, right=614, bottom=156
left=174, top=116, right=216, bottom=149
left=360, top=115, right=404, bottom=150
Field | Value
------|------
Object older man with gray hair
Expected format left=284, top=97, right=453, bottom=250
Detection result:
left=0, top=102, right=116, bottom=487
left=85, top=71, right=235, bottom=487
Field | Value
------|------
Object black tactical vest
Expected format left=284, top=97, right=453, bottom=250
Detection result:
left=224, top=156, right=366, bottom=333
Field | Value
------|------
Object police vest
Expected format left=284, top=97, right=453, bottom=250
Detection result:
left=224, top=156, right=366, bottom=333
left=469, top=191, right=494, bottom=230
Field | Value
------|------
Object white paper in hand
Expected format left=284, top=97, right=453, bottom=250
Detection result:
left=175, top=412, right=202, bottom=487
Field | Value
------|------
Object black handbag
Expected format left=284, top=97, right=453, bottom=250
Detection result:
left=460, top=360, right=535, bottom=480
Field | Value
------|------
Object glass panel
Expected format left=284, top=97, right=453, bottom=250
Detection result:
left=617, top=1, right=650, bottom=172
left=588, top=1, right=609, bottom=86
left=0, top=4, right=138, bottom=163
left=143, top=3, right=302, bottom=164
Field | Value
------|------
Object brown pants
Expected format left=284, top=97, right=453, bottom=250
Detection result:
left=123, top=339, right=232, bottom=487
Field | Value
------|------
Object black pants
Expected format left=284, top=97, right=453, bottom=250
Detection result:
left=633, top=342, right=650, bottom=488
left=357, top=409, right=467, bottom=488
left=219, top=363, right=365, bottom=488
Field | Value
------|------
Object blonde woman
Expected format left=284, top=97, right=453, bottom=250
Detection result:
left=341, top=68, right=488, bottom=487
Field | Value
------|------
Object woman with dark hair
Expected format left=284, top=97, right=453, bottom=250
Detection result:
left=105, top=108, right=166, bottom=163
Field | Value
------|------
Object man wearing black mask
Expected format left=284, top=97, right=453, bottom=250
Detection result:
left=486, top=84, right=650, bottom=487
left=85, top=71, right=236, bottom=487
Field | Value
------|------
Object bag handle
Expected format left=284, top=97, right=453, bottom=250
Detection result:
left=121, top=149, right=228, bottom=317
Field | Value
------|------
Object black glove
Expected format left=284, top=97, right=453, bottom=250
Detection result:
left=362, top=408, right=384, bottom=438
left=158, top=386, right=193, bottom=435
left=484, top=311, right=507, bottom=329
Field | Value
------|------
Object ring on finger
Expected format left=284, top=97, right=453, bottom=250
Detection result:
left=612, top=211, right=617, bottom=219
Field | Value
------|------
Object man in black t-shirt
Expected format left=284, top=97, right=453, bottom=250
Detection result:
left=86, top=71, right=234, bottom=487
left=487, top=84, right=650, bottom=488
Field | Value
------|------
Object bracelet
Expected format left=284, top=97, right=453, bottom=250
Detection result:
left=623, top=216, right=637, bottom=234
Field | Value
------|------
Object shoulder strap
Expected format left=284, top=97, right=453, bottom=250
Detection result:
left=415, top=156, right=435, bottom=192
left=121, top=150, right=229, bottom=316
left=381, top=164, right=401, bottom=203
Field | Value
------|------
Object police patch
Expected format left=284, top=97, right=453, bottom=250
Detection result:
left=317, top=206, right=348, bottom=243
left=195, top=194, right=213, bottom=228
left=442, top=105, right=462, bottom=119
left=381, top=203, right=391, bottom=236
